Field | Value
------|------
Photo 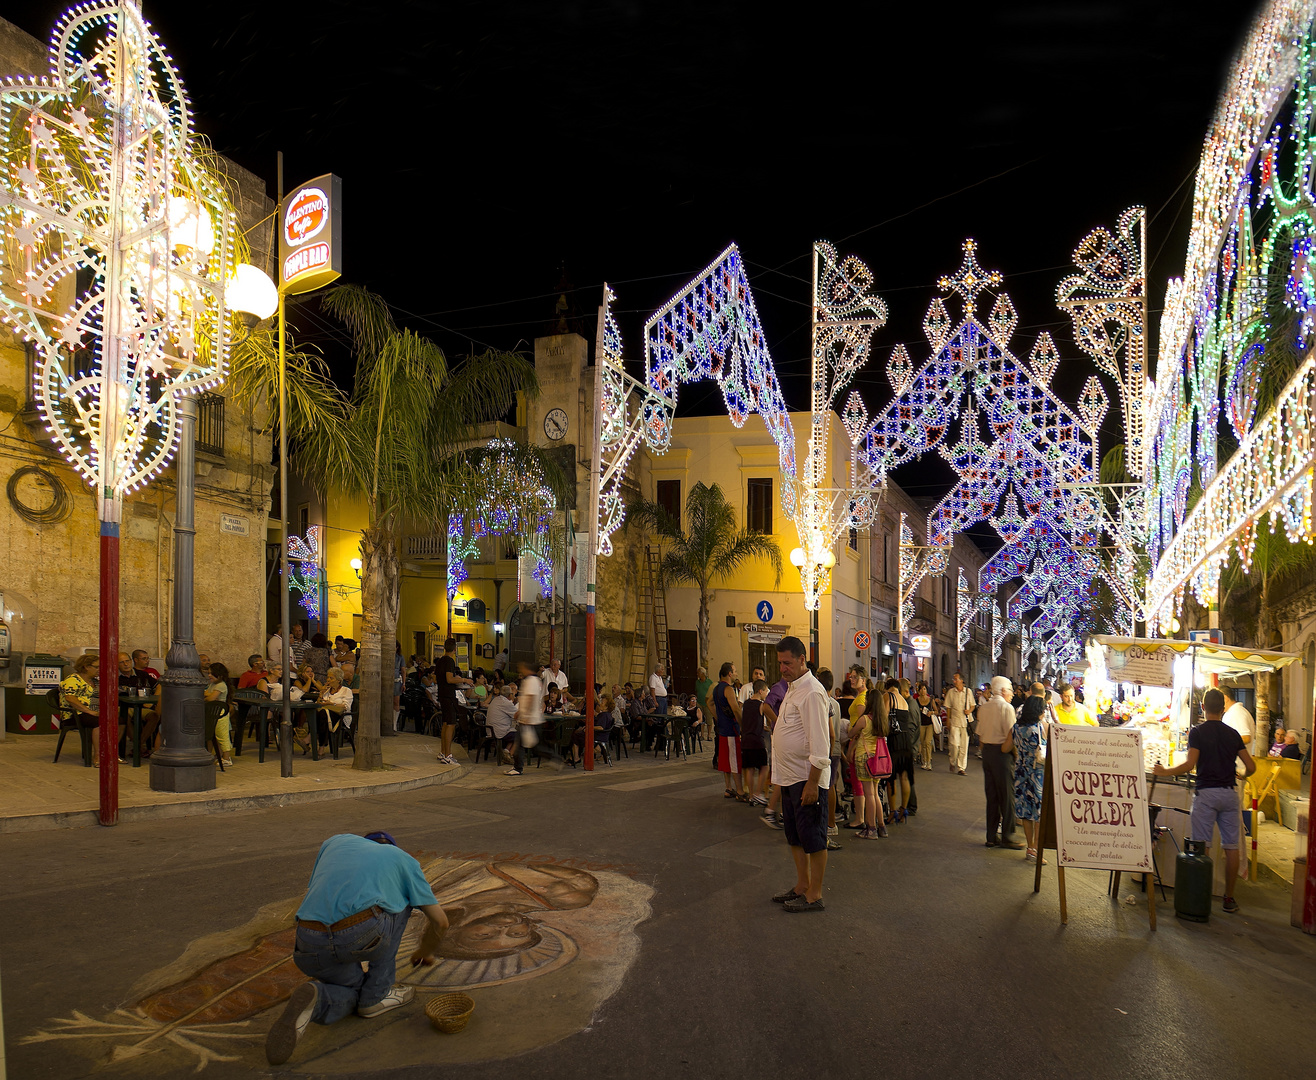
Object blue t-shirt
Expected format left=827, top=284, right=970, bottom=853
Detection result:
left=296, top=834, right=438, bottom=923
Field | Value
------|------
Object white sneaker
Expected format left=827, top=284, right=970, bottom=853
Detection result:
left=826, top=825, right=839, bottom=837
left=357, top=984, right=414, bottom=1018
left=266, top=982, right=317, bottom=1065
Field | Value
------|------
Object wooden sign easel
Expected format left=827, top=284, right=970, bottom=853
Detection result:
left=1032, top=750, right=1156, bottom=930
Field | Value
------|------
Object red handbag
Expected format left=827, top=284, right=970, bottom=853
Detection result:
left=866, top=736, right=893, bottom=778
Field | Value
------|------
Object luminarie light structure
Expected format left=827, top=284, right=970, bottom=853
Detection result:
left=1146, top=0, right=1316, bottom=632
left=867, top=241, right=1105, bottom=674
left=0, top=1, right=269, bottom=822
left=446, top=438, right=556, bottom=602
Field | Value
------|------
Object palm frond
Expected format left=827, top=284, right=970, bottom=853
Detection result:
left=710, top=531, right=783, bottom=587
left=625, top=498, right=683, bottom=539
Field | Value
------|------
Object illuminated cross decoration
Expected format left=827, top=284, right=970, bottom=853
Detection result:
left=937, top=239, right=1003, bottom=318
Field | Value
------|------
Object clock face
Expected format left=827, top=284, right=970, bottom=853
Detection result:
left=544, top=407, right=569, bottom=441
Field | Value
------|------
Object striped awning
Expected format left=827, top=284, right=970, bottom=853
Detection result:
left=1089, top=636, right=1303, bottom=676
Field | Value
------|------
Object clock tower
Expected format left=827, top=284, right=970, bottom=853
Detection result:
left=528, top=332, right=591, bottom=511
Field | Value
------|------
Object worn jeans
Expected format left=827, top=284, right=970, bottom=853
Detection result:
left=981, top=742, right=1017, bottom=841
left=293, top=907, right=411, bottom=1025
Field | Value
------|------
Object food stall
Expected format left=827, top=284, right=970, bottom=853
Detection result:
left=1085, top=636, right=1307, bottom=893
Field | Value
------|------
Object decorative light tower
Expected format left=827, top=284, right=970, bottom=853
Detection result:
left=0, top=2, right=274, bottom=817
left=789, top=242, right=888, bottom=663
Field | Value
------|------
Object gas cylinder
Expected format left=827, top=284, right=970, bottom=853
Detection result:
left=1174, top=839, right=1213, bottom=922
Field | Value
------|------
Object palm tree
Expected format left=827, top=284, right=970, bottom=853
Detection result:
left=628, top=481, right=783, bottom=670
left=230, top=286, right=548, bottom=770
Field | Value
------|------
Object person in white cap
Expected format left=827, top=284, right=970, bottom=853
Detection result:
left=978, top=676, right=1025, bottom=850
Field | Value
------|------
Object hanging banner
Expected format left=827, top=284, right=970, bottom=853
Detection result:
left=279, top=173, right=343, bottom=294
left=1103, top=643, right=1175, bottom=688
left=1050, top=725, right=1154, bottom=874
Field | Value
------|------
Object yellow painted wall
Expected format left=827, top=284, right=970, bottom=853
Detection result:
left=639, top=410, right=870, bottom=680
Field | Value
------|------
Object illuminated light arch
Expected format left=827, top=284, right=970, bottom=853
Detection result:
left=595, top=244, right=802, bottom=558
left=868, top=241, right=1105, bottom=672
left=1147, top=1, right=1316, bottom=632
left=446, top=438, right=556, bottom=600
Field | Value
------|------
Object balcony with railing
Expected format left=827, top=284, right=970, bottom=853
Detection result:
left=405, top=533, right=446, bottom=561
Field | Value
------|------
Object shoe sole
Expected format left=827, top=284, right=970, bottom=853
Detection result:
left=266, top=982, right=317, bottom=1065
left=783, top=900, right=826, bottom=913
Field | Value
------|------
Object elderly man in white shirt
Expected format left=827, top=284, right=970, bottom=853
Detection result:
left=943, top=672, right=975, bottom=776
left=769, top=637, right=832, bottom=914
left=648, top=663, right=669, bottom=715
left=978, top=676, right=1025, bottom=850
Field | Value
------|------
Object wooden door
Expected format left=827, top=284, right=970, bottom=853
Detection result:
left=667, top=629, right=698, bottom=697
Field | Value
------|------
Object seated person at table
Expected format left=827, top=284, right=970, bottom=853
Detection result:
left=238, top=655, right=268, bottom=690
left=683, top=694, right=704, bottom=737
left=544, top=685, right=564, bottom=714
left=310, top=667, right=354, bottom=750
left=1280, top=732, right=1304, bottom=760
left=1269, top=727, right=1287, bottom=756
left=293, top=663, right=320, bottom=697
left=61, top=653, right=103, bottom=766
left=118, top=650, right=161, bottom=756
left=206, top=662, right=233, bottom=766
left=487, top=683, right=518, bottom=763
left=568, top=694, right=615, bottom=764
left=340, top=660, right=361, bottom=690
left=469, top=671, right=489, bottom=705
left=266, top=664, right=302, bottom=701
left=198, top=653, right=211, bottom=680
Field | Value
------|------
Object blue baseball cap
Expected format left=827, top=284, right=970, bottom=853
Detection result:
left=364, top=830, right=397, bottom=846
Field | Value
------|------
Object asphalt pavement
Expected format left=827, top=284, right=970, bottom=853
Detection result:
left=2, top=747, right=1313, bottom=1080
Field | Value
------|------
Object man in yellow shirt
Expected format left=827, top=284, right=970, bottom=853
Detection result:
left=1055, top=683, right=1096, bottom=726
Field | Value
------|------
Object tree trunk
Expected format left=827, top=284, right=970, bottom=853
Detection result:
left=378, top=530, right=401, bottom=739
left=353, top=526, right=388, bottom=770
left=1255, top=574, right=1274, bottom=746
left=697, top=588, right=710, bottom=673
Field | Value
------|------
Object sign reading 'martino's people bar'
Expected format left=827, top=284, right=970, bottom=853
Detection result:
left=278, top=173, right=343, bottom=294
left=1050, top=724, right=1154, bottom=874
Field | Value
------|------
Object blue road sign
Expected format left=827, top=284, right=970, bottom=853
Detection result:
left=756, top=600, right=774, bottom=623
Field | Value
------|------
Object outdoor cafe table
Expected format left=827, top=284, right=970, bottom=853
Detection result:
left=231, top=690, right=282, bottom=763
left=118, top=692, right=158, bottom=768
left=640, top=711, right=694, bottom=755
left=252, top=697, right=321, bottom=760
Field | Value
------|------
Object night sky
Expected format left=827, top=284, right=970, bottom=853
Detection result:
left=7, top=1, right=1261, bottom=527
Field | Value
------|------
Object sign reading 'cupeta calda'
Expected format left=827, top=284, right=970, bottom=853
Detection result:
left=278, top=173, right=343, bottom=294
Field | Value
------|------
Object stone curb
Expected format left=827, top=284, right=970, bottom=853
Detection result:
left=0, top=762, right=473, bottom=834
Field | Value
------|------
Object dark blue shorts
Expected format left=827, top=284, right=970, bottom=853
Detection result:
left=781, top=780, right=829, bottom=853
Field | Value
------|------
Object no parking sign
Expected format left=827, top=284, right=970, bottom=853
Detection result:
left=854, top=631, right=871, bottom=651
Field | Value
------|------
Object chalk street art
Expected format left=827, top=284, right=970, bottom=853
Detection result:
left=21, top=851, right=653, bottom=1071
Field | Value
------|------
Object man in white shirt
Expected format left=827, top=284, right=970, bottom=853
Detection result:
left=738, top=667, right=766, bottom=704
left=486, top=683, right=518, bottom=763
left=943, top=672, right=975, bottom=776
left=978, top=677, right=1025, bottom=850
left=649, top=663, right=668, bottom=715
left=540, top=658, right=573, bottom=703
left=1219, top=688, right=1255, bottom=751
left=770, top=636, right=832, bottom=913
left=508, top=661, right=544, bottom=776
left=268, top=625, right=284, bottom=666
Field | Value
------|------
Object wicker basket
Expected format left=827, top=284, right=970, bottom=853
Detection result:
left=425, top=992, right=474, bottom=1033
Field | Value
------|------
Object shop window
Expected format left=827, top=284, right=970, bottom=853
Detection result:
left=656, top=479, right=681, bottom=524
left=747, top=477, right=773, bottom=534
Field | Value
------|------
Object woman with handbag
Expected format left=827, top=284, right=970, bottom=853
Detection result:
left=1006, top=692, right=1049, bottom=863
left=884, top=678, right=916, bottom=823
left=846, top=693, right=890, bottom=839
